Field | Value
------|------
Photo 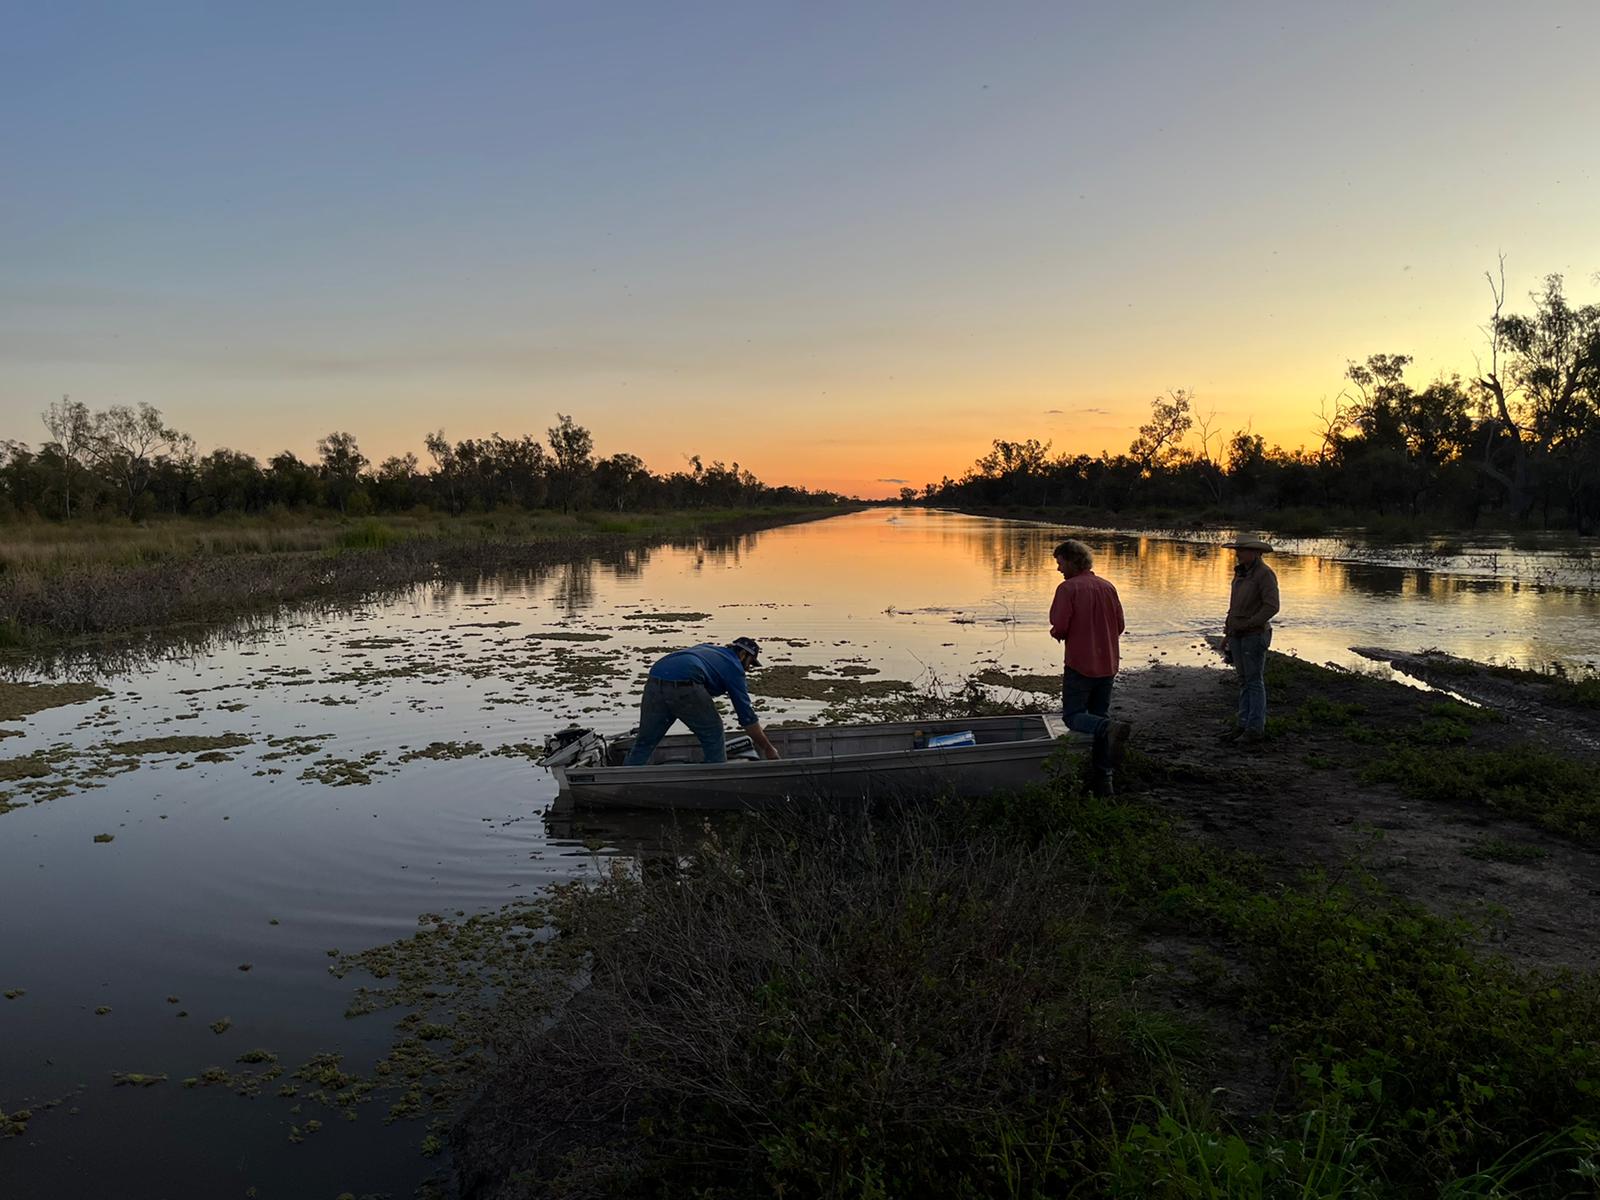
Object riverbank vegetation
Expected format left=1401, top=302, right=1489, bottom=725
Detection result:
left=449, top=760, right=1600, bottom=1195
left=0, top=506, right=842, bottom=651
left=911, top=270, right=1600, bottom=534
left=389, top=656, right=1600, bottom=1197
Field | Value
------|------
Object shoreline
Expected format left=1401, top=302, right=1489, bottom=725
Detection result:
left=447, top=649, right=1600, bottom=1195
left=0, top=506, right=852, bottom=669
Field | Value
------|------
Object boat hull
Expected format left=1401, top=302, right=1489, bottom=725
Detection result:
left=551, top=714, right=1084, bottom=810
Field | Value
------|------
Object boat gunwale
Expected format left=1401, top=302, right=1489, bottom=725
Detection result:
left=563, top=713, right=1080, bottom=785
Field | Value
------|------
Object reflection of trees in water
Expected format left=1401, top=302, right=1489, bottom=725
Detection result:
left=8, top=609, right=326, bottom=680
left=666, top=530, right=762, bottom=573
left=957, top=518, right=1600, bottom=616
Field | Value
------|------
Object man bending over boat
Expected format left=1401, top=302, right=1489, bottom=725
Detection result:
left=623, top=637, right=782, bottom=765
left=1049, top=539, right=1132, bottom=786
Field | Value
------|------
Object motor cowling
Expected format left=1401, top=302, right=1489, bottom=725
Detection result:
left=538, top=726, right=607, bottom=769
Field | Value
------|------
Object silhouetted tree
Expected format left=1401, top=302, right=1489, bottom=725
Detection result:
left=317, top=431, right=368, bottom=514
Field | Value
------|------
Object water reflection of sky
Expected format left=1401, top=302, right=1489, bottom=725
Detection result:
left=2, top=508, right=1597, bottom=1198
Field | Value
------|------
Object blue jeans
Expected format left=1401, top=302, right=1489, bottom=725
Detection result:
left=1062, top=668, right=1114, bottom=737
left=1230, top=630, right=1270, bottom=732
left=624, top=678, right=727, bottom=765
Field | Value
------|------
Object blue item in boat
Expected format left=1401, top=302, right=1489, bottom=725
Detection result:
left=925, top=731, right=977, bottom=749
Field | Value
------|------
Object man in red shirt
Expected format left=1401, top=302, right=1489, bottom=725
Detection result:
left=1049, top=539, right=1131, bottom=780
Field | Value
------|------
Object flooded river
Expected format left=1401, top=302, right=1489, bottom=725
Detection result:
left=2, top=508, right=1598, bottom=1198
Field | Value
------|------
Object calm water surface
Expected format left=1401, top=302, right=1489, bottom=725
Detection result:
left=3, top=508, right=1597, bottom=1198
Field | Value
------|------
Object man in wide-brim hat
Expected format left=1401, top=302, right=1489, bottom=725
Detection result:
left=1219, top=537, right=1280, bottom=744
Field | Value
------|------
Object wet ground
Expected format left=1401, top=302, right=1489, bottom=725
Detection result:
left=2, top=508, right=1598, bottom=1198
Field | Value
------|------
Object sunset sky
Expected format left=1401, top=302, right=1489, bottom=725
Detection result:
left=3, top=2, right=1597, bottom=498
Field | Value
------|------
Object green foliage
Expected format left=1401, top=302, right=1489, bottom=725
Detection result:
left=1104, top=1095, right=1382, bottom=1199
left=335, top=518, right=398, bottom=551
left=967, top=785, right=1600, bottom=1193
left=1463, top=837, right=1549, bottom=865
left=1365, top=745, right=1600, bottom=844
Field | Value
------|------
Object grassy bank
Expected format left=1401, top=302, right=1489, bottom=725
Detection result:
left=411, top=655, right=1600, bottom=1198
left=447, top=773, right=1600, bottom=1198
left=0, top=507, right=847, bottom=653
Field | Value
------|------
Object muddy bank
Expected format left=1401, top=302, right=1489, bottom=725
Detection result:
left=1116, top=654, right=1600, bottom=972
left=1352, top=645, right=1600, bottom=755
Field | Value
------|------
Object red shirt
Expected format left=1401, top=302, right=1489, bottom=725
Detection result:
left=1049, top=571, right=1125, bottom=677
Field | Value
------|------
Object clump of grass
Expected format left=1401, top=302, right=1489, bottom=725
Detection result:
left=459, top=808, right=1156, bottom=1197
left=1463, top=836, right=1549, bottom=865
left=1365, top=745, right=1600, bottom=844
left=335, top=518, right=399, bottom=551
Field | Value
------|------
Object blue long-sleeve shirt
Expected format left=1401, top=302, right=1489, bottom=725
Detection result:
left=649, top=644, right=759, bottom=727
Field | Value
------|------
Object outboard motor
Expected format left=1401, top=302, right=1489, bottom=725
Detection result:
left=538, top=725, right=608, bottom=769
left=724, top=734, right=761, bottom=761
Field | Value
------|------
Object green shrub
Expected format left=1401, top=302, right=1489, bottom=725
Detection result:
left=1366, top=745, right=1600, bottom=843
left=335, top=518, right=398, bottom=551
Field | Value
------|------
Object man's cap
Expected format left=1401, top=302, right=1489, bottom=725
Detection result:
left=1222, top=537, right=1274, bottom=553
left=728, top=636, right=761, bottom=665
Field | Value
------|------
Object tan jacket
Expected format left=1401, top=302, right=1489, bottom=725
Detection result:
left=1225, top=559, right=1280, bottom=636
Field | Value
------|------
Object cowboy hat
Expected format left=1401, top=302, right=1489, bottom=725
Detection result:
left=1221, top=537, right=1274, bottom=552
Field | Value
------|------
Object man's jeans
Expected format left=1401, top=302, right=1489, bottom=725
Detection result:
left=1230, top=629, right=1271, bottom=733
left=624, top=678, right=727, bottom=766
left=1064, top=668, right=1115, bottom=772
left=1062, top=668, right=1114, bottom=737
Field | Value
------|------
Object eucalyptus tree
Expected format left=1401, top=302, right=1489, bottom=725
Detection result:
left=41, top=396, right=92, bottom=518
left=88, top=403, right=193, bottom=517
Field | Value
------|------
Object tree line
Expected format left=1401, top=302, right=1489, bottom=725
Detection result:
left=914, top=270, right=1600, bottom=532
left=1, top=410, right=844, bottom=521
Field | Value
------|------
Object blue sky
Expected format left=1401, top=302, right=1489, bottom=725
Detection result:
left=3, top=1, right=1597, bottom=495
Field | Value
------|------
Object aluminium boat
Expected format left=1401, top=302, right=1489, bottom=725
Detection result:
left=537, top=714, right=1084, bottom=810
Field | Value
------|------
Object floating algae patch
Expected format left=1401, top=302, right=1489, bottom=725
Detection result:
left=524, top=630, right=611, bottom=642
left=325, top=658, right=450, bottom=686
left=0, top=755, right=52, bottom=782
left=102, top=734, right=252, bottom=756
left=977, top=669, right=1061, bottom=694
left=2, top=1107, right=32, bottom=1137
left=0, top=740, right=143, bottom=813
left=0, top=681, right=110, bottom=722
left=300, top=752, right=387, bottom=787
left=533, top=647, right=628, bottom=696
left=398, top=741, right=485, bottom=763
left=311, top=899, right=577, bottom=1135
left=490, top=742, right=542, bottom=761
left=260, top=734, right=334, bottom=761
left=110, top=1073, right=167, bottom=1087
left=749, top=665, right=912, bottom=704
left=623, top=612, right=711, bottom=622
left=451, top=621, right=520, bottom=629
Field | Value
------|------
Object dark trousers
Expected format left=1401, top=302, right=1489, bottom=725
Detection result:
left=1063, top=668, right=1115, bottom=771
left=624, top=678, right=727, bottom=765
